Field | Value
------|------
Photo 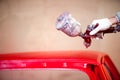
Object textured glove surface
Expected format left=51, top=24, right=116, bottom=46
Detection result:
left=90, top=18, right=112, bottom=35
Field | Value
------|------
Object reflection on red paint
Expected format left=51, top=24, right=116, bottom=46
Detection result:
left=0, top=50, right=119, bottom=80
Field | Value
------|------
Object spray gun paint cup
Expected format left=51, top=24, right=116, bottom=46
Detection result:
left=56, top=12, right=82, bottom=37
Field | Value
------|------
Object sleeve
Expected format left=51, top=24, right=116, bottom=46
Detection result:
left=116, top=12, right=120, bottom=22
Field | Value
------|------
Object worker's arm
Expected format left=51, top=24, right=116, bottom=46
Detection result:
left=90, top=12, right=120, bottom=35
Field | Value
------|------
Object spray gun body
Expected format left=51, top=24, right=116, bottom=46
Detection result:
left=80, top=24, right=120, bottom=48
left=56, top=12, right=120, bottom=48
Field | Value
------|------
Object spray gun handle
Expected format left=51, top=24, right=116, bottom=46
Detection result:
left=80, top=24, right=120, bottom=48
left=79, top=24, right=99, bottom=48
left=102, top=24, right=120, bottom=34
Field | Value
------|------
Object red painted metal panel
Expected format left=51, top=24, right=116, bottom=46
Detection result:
left=0, top=50, right=119, bottom=80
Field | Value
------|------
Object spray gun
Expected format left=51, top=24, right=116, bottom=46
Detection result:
left=56, top=12, right=120, bottom=48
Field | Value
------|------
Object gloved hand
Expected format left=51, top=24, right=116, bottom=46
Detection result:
left=90, top=18, right=112, bottom=35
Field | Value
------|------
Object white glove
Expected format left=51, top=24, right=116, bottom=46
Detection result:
left=90, top=18, right=112, bottom=35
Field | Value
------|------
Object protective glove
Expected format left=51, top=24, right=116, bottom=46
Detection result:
left=90, top=18, right=112, bottom=35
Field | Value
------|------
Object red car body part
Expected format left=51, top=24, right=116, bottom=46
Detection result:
left=0, top=50, right=119, bottom=80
